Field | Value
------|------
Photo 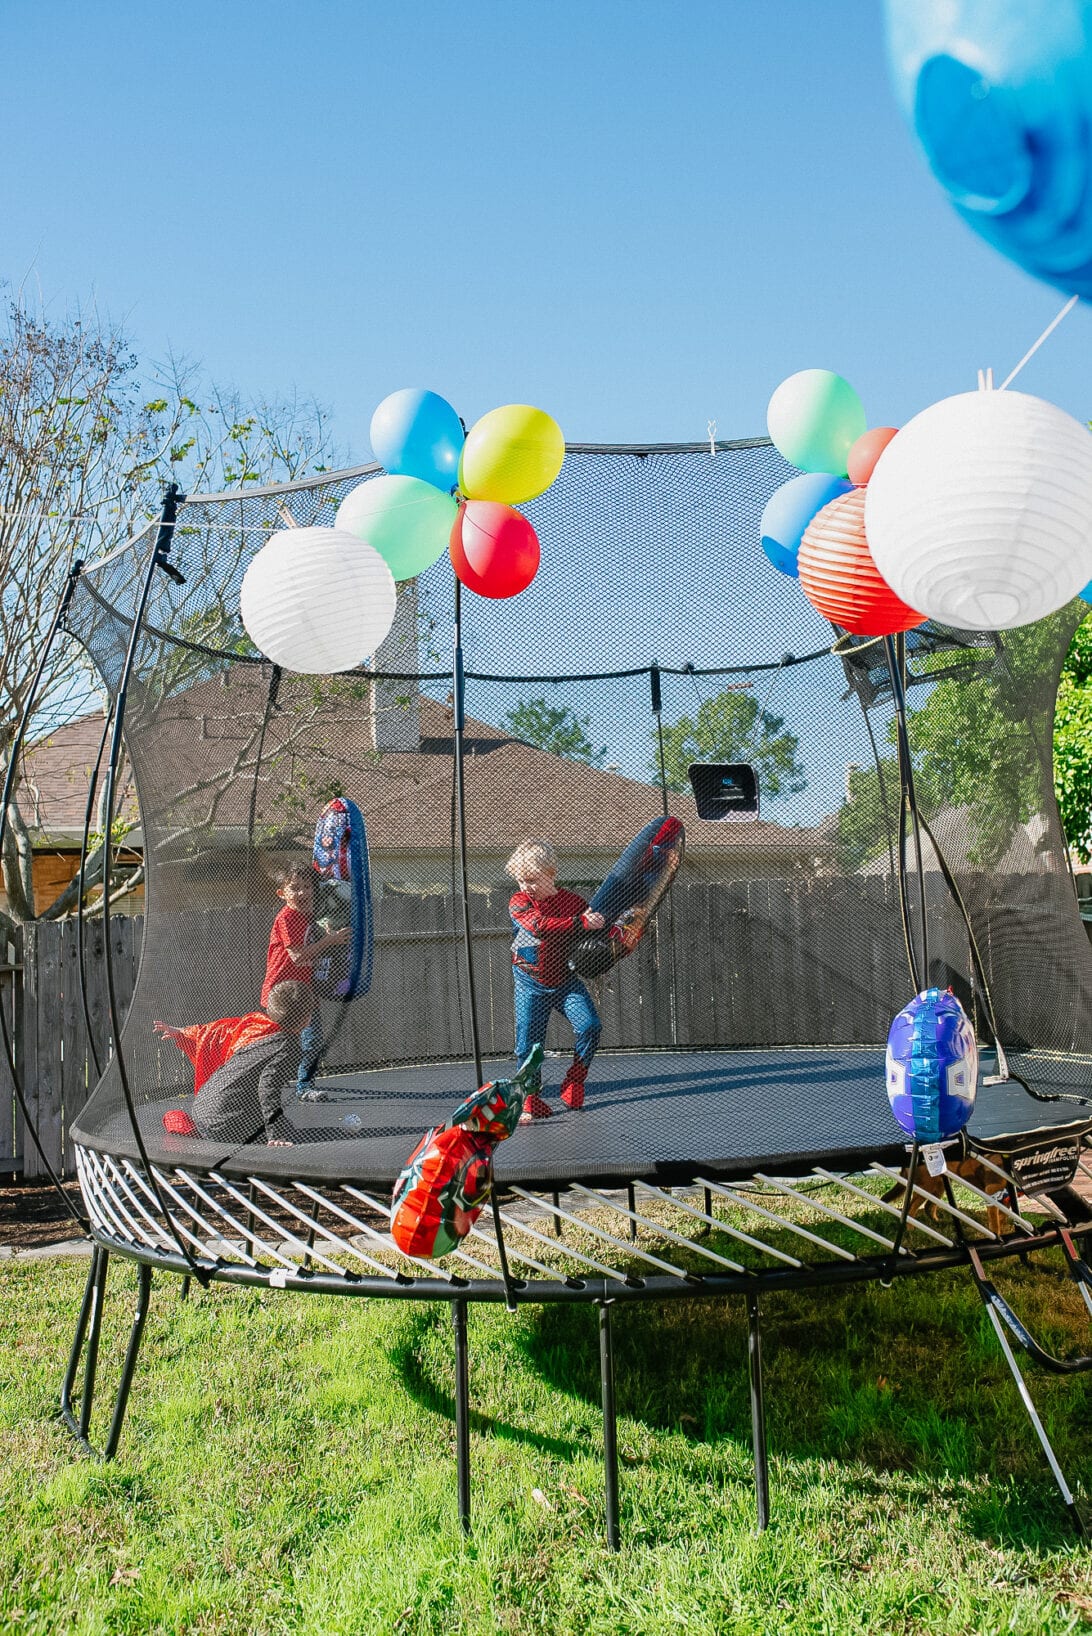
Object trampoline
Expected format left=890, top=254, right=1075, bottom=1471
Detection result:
left=7, top=440, right=1092, bottom=1546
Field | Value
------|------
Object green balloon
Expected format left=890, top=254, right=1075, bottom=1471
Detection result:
left=766, top=369, right=867, bottom=476
left=335, top=474, right=458, bottom=581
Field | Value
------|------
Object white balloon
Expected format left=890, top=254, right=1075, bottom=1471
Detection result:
left=865, top=389, right=1092, bottom=630
left=240, top=526, right=397, bottom=674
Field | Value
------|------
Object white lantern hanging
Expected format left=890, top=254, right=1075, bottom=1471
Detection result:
left=240, top=526, right=397, bottom=674
left=864, top=388, right=1092, bottom=630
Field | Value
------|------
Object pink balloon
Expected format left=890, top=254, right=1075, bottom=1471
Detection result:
left=449, top=501, right=541, bottom=599
left=847, top=426, right=899, bottom=487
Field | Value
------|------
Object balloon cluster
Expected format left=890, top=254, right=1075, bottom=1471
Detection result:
left=761, top=369, right=919, bottom=637
left=240, top=390, right=564, bottom=674
left=763, top=369, right=1092, bottom=634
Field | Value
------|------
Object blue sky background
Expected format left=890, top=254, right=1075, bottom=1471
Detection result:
left=4, top=1, right=1090, bottom=830
left=4, top=0, right=1092, bottom=452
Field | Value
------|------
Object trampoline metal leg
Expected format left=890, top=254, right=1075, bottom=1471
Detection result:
left=626, top=1184, right=637, bottom=1243
left=61, top=1245, right=106, bottom=1439
left=968, top=1248, right=1086, bottom=1537
left=747, top=1292, right=770, bottom=1532
left=452, top=1298, right=471, bottom=1535
left=599, top=1300, right=621, bottom=1550
left=79, top=1244, right=111, bottom=1441
left=102, top=1262, right=152, bottom=1460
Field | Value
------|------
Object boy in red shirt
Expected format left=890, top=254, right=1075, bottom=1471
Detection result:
left=506, top=840, right=605, bottom=1121
left=263, top=862, right=350, bottom=1097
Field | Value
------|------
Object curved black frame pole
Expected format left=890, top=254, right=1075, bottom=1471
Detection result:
left=650, top=664, right=680, bottom=1045
left=0, top=558, right=89, bottom=1225
left=452, top=576, right=517, bottom=1310
left=76, top=700, right=116, bottom=1078
left=884, top=634, right=928, bottom=991
left=452, top=577, right=483, bottom=1088
left=97, top=485, right=206, bottom=1284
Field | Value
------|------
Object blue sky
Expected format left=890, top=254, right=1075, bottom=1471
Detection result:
left=4, top=0, right=1092, bottom=455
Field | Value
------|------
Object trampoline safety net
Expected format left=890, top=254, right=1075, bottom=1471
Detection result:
left=42, top=440, right=1092, bottom=1190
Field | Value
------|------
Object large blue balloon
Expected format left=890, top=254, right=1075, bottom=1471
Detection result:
left=885, top=0, right=1092, bottom=299
left=886, top=988, right=979, bottom=1143
left=370, top=389, right=465, bottom=493
left=759, top=473, right=852, bottom=578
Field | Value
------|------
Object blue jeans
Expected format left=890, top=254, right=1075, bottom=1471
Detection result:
left=513, top=969, right=601, bottom=1088
left=298, top=1012, right=322, bottom=1088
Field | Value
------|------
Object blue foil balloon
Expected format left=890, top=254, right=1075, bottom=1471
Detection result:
left=886, top=988, right=979, bottom=1143
left=370, top=389, right=465, bottom=493
left=884, top=0, right=1092, bottom=299
left=759, top=473, right=853, bottom=578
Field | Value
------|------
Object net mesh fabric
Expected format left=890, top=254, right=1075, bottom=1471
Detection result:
left=61, top=441, right=1092, bottom=1186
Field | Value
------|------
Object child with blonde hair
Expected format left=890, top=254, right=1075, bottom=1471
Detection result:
left=505, top=840, right=604, bottom=1121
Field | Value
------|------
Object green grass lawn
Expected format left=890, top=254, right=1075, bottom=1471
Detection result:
left=3, top=1249, right=1092, bottom=1635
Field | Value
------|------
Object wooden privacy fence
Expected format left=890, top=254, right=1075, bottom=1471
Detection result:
left=8, top=871, right=1092, bottom=1180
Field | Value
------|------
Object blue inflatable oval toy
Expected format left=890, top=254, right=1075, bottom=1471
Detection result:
left=760, top=472, right=853, bottom=578
left=885, top=987, right=979, bottom=1142
left=311, top=797, right=373, bottom=1000
left=884, top=0, right=1092, bottom=300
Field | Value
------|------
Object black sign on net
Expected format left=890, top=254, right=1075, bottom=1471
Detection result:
left=687, top=763, right=760, bottom=822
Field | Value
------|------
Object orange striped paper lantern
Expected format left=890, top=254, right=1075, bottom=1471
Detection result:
left=798, top=486, right=923, bottom=637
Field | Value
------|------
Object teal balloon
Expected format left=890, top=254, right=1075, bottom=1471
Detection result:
left=370, top=388, right=464, bottom=493
left=335, top=474, right=458, bottom=581
left=1082, top=582, right=1092, bottom=602
left=760, top=473, right=853, bottom=577
left=766, top=370, right=867, bottom=476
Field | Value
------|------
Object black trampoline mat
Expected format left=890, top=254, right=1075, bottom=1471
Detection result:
left=73, top=1046, right=1092, bottom=1192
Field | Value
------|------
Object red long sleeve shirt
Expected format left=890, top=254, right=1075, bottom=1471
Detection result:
left=262, top=905, right=313, bottom=1006
left=509, top=888, right=590, bottom=986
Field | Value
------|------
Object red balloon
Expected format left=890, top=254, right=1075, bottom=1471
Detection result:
left=798, top=487, right=923, bottom=636
left=847, top=425, right=898, bottom=487
left=450, top=501, right=540, bottom=599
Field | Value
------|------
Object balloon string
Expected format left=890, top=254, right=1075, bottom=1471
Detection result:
left=997, top=294, right=1079, bottom=391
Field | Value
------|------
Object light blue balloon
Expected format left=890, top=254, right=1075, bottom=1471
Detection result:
left=370, top=389, right=465, bottom=493
left=1082, top=581, right=1092, bottom=602
left=885, top=0, right=1092, bottom=299
left=759, top=473, right=853, bottom=578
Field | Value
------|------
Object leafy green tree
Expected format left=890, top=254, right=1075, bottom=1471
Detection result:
left=835, top=619, right=1088, bottom=869
left=504, top=699, right=608, bottom=766
left=0, top=291, right=339, bottom=924
left=1055, top=614, right=1092, bottom=860
left=652, top=689, right=805, bottom=797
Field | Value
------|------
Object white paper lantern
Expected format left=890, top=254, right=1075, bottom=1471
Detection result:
left=240, top=526, right=397, bottom=674
left=865, top=389, right=1092, bottom=630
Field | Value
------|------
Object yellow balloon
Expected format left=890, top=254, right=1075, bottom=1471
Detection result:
left=458, top=404, right=564, bottom=504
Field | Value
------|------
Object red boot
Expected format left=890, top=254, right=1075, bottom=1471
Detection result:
left=519, top=1092, right=554, bottom=1124
left=560, top=1063, right=587, bottom=1111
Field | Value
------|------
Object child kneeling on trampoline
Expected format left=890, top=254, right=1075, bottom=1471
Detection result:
left=153, top=979, right=314, bottom=1147
left=506, top=840, right=604, bottom=1121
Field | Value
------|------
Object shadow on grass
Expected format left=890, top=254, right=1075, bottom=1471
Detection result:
left=512, top=1262, right=1092, bottom=1551
left=387, top=1304, right=585, bottom=1462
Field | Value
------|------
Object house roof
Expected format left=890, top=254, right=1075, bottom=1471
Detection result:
left=23, top=676, right=826, bottom=864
